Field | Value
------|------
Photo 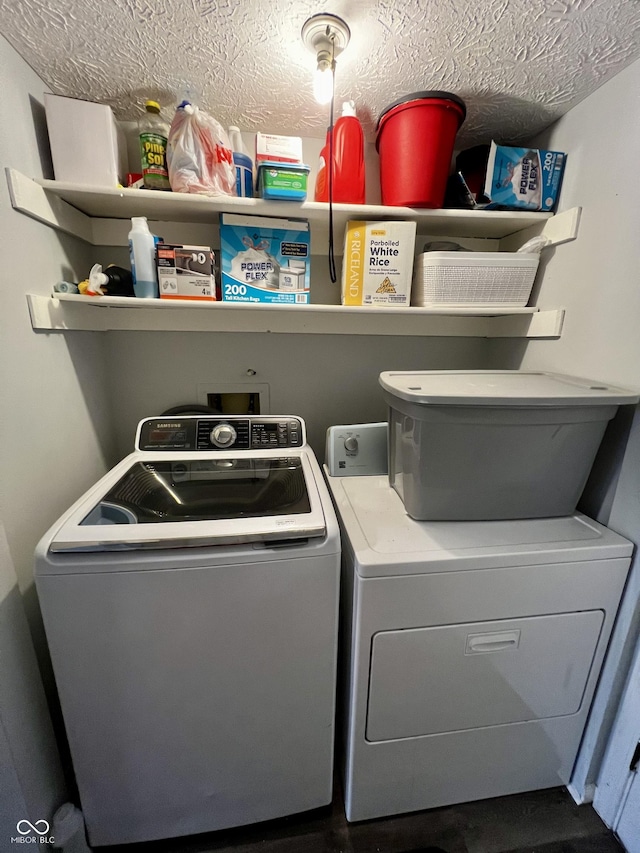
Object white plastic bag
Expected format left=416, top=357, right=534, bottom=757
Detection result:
left=167, top=102, right=236, bottom=196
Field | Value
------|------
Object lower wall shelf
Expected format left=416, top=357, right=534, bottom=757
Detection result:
left=26, top=294, right=565, bottom=338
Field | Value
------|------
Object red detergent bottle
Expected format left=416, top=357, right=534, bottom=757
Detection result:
left=315, top=101, right=365, bottom=204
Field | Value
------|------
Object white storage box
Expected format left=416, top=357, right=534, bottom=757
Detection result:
left=45, top=94, right=128, bottom=187
left=412, top=251, right=539, bottom=307
left=379, top=370, right=639, bottom=521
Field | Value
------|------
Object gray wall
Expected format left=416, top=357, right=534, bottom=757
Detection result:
left=106, top=331, right=489, bottom=460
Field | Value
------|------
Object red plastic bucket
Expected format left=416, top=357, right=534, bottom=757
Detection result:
left=376, top=91, right=466, bottom=208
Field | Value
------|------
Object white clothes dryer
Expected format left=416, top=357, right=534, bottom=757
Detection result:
left=325, top=471, right=632, bottom=823
left=35, top=416, right=340, bottom=847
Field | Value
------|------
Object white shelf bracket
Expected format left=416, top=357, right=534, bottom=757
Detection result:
left=6, top=168, right=94, bottom=243
left=26, top=294, right=109, bottom=331
left=499, top=207, right=581, bottom=252
left=485, top=308, right=565, bottom=338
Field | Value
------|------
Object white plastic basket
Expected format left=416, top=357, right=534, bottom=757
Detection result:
left=412, top=251, right=539, bottom=308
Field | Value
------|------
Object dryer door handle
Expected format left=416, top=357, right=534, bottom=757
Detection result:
left=465, top=630, right=521, bottom=654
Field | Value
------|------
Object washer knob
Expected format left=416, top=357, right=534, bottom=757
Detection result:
left=210, top=423, right=237, bottom=448
left=344, top=436, right=358, bottom=453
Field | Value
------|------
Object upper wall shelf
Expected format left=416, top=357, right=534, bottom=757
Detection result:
left=34, top=179, right=553, bottom=235
left=5, top=169, right=578, bottom=251
left=26, top=294, right=565, bottom=338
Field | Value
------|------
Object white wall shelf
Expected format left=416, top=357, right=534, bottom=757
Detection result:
left=26, top=294, right=565, bottom=338
left=32, top=174, right=552, bottom=236
left=5, top=169, right=580, bottom=250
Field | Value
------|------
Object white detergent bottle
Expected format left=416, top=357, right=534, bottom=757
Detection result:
left=128, top=217, right=158, bottom=298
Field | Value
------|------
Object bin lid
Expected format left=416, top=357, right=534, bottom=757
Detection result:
left=379, top=370, right=640, bottom=407
left=376, top=90, right=467, bottom=132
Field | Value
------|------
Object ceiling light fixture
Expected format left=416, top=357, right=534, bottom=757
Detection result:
left=301, top=13, right=351, bottom=105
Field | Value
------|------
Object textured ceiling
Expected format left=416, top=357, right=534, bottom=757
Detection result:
left=2, top=0, right=640, bottom=146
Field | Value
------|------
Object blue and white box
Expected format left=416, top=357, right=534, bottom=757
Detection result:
left=219, top=213, right=310, bottom=304
left=484, top=140, right=566, bottom=211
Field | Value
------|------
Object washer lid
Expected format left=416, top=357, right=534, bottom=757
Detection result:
left=45, top=448, right=327, bottom=554
left=379, top=370, right=639, bottom=407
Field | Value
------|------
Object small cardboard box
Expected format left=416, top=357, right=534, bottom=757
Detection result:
left=342, top=220, right=417, bottom=306
left=483, top=141, right=566, bottom=211
left=220, top=213, right=310, bottom=304
left=44, top=93, right=128, bottom=187
left=255, top=133, right=303, bottom=165
left=157, top=245, right=216, bottom=301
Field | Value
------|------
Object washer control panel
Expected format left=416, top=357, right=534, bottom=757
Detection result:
left=137, top=416, right=305, bottom=452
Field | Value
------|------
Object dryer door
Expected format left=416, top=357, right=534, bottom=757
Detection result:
left=366, top=611, right=604, bottom=742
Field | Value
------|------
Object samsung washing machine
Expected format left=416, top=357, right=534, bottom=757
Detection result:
left=325, top=470, right=632, bottom=822
left=35, top=416, right=340, bottom=847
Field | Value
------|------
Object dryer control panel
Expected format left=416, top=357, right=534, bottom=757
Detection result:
left=136, top=416, right=305, bottom=452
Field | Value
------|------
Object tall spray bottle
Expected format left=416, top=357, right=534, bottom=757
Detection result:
left=315, top=100, right=365, bottom=204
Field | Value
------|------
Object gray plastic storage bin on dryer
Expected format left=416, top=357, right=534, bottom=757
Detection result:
left=379, top=371, right=639, bottom=521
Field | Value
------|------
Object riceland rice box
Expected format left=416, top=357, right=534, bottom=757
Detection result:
left=219, top=213, right=310, bottom=304
left=341, top=220, right=417, bottom=306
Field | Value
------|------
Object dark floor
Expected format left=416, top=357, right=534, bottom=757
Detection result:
left=104, top=786, right=623, bottom=853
